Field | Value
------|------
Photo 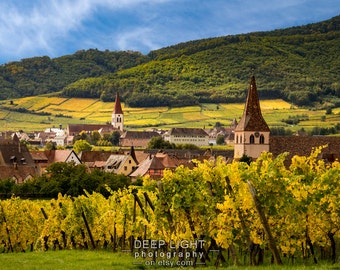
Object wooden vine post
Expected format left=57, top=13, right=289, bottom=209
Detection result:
left=247, top=180, right=283, bottom=265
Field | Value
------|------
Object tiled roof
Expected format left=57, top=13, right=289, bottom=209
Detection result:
left=79, top=151, right=117, bottom=162
left=0, top=166, right=38, bottom=184
left=130, top=155, right=165, bottom=178
left=113, top=92, right=123, bottom=114
left=168, top=128, right=208, bottom=137
left=30, top=151, right=49, bottom=162
left=0, top=136, right=39, bottom=183
left=0, top=137, right=35, bottom=166
left=121, top=131, right=160, bottom=139
left=43, top=150, right=79, bottom=163
left=270, top=136, right=340, bottom=162
left=120, top=131, right=160, bottom=147
left=235, top=76, right=270, bottom=132
left=155, top=152, right=179, bottom=168
left=67, top=124, right=115, bottom=135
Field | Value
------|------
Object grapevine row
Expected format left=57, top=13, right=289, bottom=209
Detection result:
left=0, top=146, right=339, bottom=266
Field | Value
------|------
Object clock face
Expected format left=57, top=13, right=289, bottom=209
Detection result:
left=254, top=132, right=260, bottom=137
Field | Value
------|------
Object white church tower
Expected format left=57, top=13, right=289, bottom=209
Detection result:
left=112, top=92, right=124, bottom=131
left=234, top=75, right=270, bottom=159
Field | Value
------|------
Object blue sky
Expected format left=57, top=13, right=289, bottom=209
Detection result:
left=0, top=0, right=339, bottom=64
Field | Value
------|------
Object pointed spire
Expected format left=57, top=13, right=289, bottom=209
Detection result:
left=129, top=146, right=138, bottom=164
left=113, top=92, right=123, bottom=114
left=235, top=75, right=270, bottom=132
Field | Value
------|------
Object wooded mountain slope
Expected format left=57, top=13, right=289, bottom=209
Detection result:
left=0, top=15, right=339, bottom=108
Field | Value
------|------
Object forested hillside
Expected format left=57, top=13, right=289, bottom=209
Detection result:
left=0, top=50, right=149, bottom=100
left=0, top=15, right=339, bottom=108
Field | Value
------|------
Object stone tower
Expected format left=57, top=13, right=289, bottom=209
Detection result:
left=112, top=92, right=124, bottom=131
left=234, top=75, right=270, bottom=159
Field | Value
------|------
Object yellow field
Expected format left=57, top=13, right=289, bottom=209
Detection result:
left=0, top=97, right=339, bottom=133
left=13, top=96, right=68, bottom=110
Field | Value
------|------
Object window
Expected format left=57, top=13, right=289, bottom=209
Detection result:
left=250, top=135, right=255, bottom=144
left=236, top=135, right=238, bottom=144
left=260, top=134, right=265, bottom=144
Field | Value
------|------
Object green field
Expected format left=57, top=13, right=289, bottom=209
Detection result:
left=0, top=96, right=339, bottom=133
left=0, top=250, right=337, bottom=270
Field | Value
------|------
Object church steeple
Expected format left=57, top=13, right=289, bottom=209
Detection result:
left=235, top=75, right=270, bottom=132
left=234, top=75, right=270, bottom=159
left=112, top=92, right=124, bottom=131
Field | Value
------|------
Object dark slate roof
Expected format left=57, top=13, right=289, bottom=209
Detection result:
left=0, top=136, right=35, bottom=166
left=235, top=76, right=270, bottom=132
left=0, top=135, right=39, bottom=183
left=121, top=131, right=160, bottom=139
left=168, top=128, right=208, bottom=137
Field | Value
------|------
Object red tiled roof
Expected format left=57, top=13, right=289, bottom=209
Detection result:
left=270, top=136, right=340, bottom=162
left=235, top=76, right=270, bottom=132
left=113, top=92, right=123, bottom=114
left=67, top=124, right=116, bottom=135
left=79, top=151, right=117, bottom=162
left=130, top=155, right=165, bottom=178
left=30, top=151, right=48, bottom=162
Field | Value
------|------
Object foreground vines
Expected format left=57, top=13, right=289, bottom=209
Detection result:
left=0, top=146, right=339, bottom=266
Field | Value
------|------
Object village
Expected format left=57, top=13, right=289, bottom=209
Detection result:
left=1, top=75, right=340, bottom=184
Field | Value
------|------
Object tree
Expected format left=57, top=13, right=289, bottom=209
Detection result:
left=73, top=139, right=92, bottom=153
left=147, top=137, right=174, bottom=149
left=89, top=130, right=101, bottom=145
left=216, top=135, right=225, bottom=145
left=0, top=178, right=16, bottom=196
left=45, top=141, right=57, bottom=150
left=110, top=131, right=121, bottom=146
left=325, top=107, right=332, bottom=115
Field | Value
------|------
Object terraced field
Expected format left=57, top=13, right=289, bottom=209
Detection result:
left=0, top=96, right=339, bottom=133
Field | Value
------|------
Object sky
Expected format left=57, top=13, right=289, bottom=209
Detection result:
left=0, top=0, right=339, bottom=65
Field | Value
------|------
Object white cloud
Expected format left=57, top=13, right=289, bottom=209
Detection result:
left=0, top=0, right=338, bottom=63
left=115, top=26, right=161, bottom=52
left=0, top=0, right=176, bottom=61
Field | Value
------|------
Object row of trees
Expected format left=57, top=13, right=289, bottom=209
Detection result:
left=0, top=162, right=131, bottom=198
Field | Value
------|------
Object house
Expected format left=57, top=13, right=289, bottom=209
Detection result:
left=0, top=134, right=39, bottom=183
left=129, top=154, right=165, bottom=181
left=104, top=147, right=139, bottom=175
left=163, top=128, right=209, bottom=147
left=129, top=150, right=201, bottom=180
left=30, top=149, right=81, bottom=174
left=120, top=131, right=161, bottom=147
left=206, top=121, right=236, bottom=145
left=78, top=150, right=120, bottom=171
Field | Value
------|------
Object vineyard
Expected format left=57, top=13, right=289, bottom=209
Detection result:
left=0, top=146, right=340, bottom=267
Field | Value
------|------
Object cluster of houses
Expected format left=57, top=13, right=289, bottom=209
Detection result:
left=1, top=76, right=340, bottom=184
